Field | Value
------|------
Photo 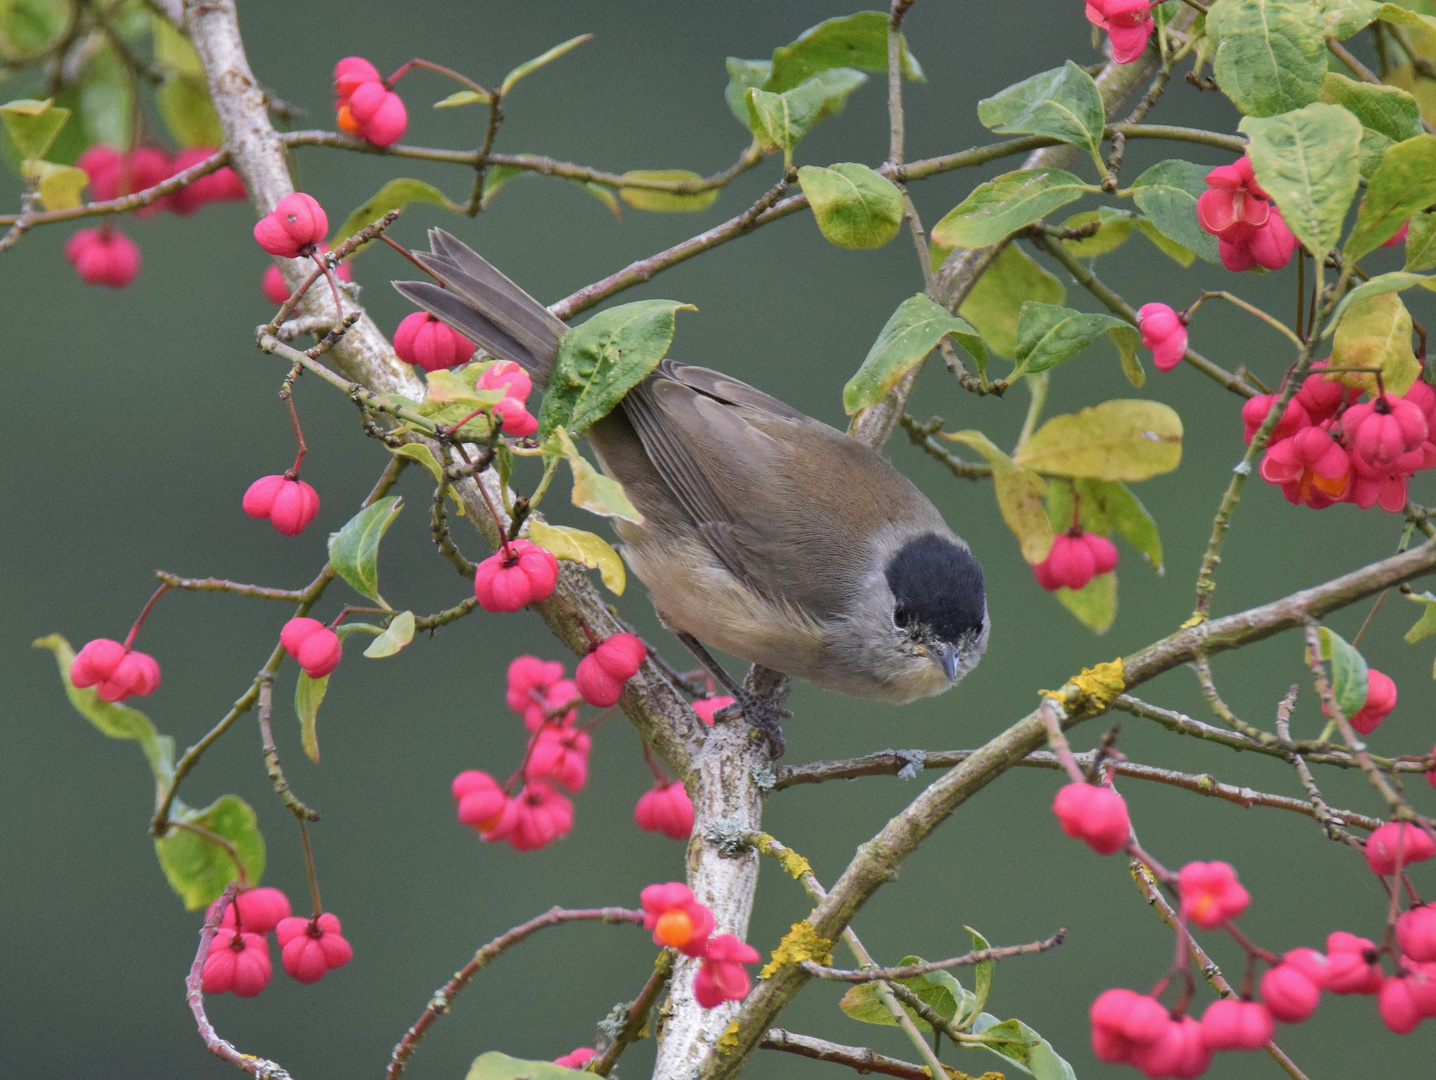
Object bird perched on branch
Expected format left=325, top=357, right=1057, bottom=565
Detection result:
left=396, top=230, right=988, bottom=753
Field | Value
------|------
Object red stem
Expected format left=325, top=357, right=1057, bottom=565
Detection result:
left=122, top=583, right=170, bottom=649
left=283, top=393, right=307, bottom=479
left=298, top=819, right=323, bottom=919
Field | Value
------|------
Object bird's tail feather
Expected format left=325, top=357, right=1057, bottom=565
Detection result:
left=391, top=229, right=566, bottom=385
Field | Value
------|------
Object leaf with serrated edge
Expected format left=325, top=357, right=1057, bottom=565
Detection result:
left=1206, top=0, right=1327, bottom=117
left=930, top=168, right=1089, bottom=249
left=798, top=162, right=903, bottom=249
left=620, top=170, right=718, bottom=213
left=1346, top=134, right=1436, bottom=261
left=1130, top=160, right=1221, bottom=262
left=335, top=178, right=457, bottom=251
left=296, top=672, right=329, bottom=763
left=365, top=611, right=416, bottom=658
left=526, top=520, right=626, bottom=595
left=845, top=294, right=984, bottom=414
left=1241, top=103, right=1363, bottom=261
left=1319, top=626, right=1370, bottom=718
left=537, top=300, right=694, bottom=439
left=1332, top=290, right=1420, bottom=396
left=1014, top=400, right=1182, bottom=481
left=1011, top=302, right=1142, bottom=384
left=960, top=245, right=1066, bottom=358
left=328, top=496, right=404, bottom=606
left=942, top=431, right=1054, bottom=563
left=156, top=794, right=266, bottom=910
left=978, top=61, right=1105, bottom=166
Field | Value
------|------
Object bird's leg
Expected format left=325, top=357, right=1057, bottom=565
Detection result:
left=673, top=632, right=790, bottom=758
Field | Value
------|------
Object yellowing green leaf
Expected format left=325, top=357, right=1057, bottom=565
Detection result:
left=364, top=610, right=416, bottom=658
left=1058, top=210, right=1133, bottom=258
left=388, top=442, right=445, bottom=484
left=156, top=794, right=266, bottom=910
left=1129, top=159, right=1222, bottom=263
left=845, top=294, right=985, bottom=413
left=435, top=89, right=490, bottom=108
left=1332, top=290, right=1419, bottom=396
left=766, top=11, right=922, bottom=93
left=941, top=431, right=1053, bottom=563
left=1055, top=568, right=1117, bottom=634
left=526, top=520, right=626, bottom=594
left=1404, top=590, right=1436, bottom=643
left=1345, top=134, right=1436, bottom=261
left=1013, top=400, right=1183, bottom=481
left=1206, top=0, right=1327, bottom=117
left=466, top=1052, right=593, bottom=1080
left=335, top=178, right=458, bottom=251
left=500, top=33, right=592, bottom=96
left=545, top=427, right=644, bottom=524
left=22, top=158, right=86, bottom=209
left=798, top=162, right=903, bottom=249
left=0, top=97, right=69, bottom=160
left=1319, top=626, right=1370, bottom=717
left=156, top=72, right=222, bottom=148
left=959, top=244, right=1065, bottom=358
left=619, top=169, right=719, bottom=213
left=930, top=168, right=1090, bottom=249
left=1406, top=211, right=1436, bottom=272
left=978, top=61, right=1105, bottom=167
left=296, top=672, right=328, bottom=763
left=1011, top=302, right=1142, bottom=385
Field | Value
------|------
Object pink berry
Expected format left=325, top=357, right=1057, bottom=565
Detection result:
left=1379, top=975, right=1425, bottom=1033
left=1241, top=393, right=1311, bottom=445
left=476, top=360, right=534, bottom=402
left=254, top=193, right=328, bottom=258
left=453, top=769, right=508, bottom=833
left=262, top=244, right=351, bottom=305
left=1350, top=669, right=1397, bottom=735
left=635, top=780, right=695, bottom=840
left=393, top=311, right=476, bottom=372
left=525, top=723, right=592, bottom=792
left=1199, top=997, right=1274, bottom=1050
left=79, top=146, right=171, bottom=212
left=243, top=474, right=320, bottom=536
left=523, top=678, right=579, bottom=732
left=1177, top=861, right=1249, bottom=929
left=692, top=696, right=735, bottom=725
left=474, top=539, right=559, bottom=612
left=63, top=227, right=140, bottom=288
left=504, top=781, right=573, bottom=851
left=202, top=928, right=273, bottom=997
left=1032, top=530, right=1116, bottom=592
left=220, top=886, right=293, bottom=935
left=506, top=655, right=566, bottom=713
left=168, top=147, right=246, bottom=214
left=1089, top=988, right=1169, bottom=1063
left=1137, top=303, right=1188, bottom=372
left=553, top=1048, right=597, bottom=1069
left=575, top=633, right=647, bottom=707
left=1260, top=960, right=1321, bottom=1023
left=1127, top=1014, right=1211, bottom=1079
left=1052, top=782, right=1130, bottom=855
left=343, top=79, right=408, bottom=147
left=334, top=56, right=382, bottom=100
left=640, top=882, right=715, bottom=956
left=693, top=933, right=760, bottom=1008
left=1365, top=821, right=1436, bottom=876
left=1323, top=931, right=1384, bottom=995
left=280, top=617, right=342, bottom=678
left=1397, top=906, right=1436, bottom=963
left=70, top=637, right=161, bottom=702
left=275, top=912, right=353, bottom=983
left=494, top=397, right=539, bottom=437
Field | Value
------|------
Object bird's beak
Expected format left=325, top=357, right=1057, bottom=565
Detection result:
left=923, top=641, right=961, bottom=683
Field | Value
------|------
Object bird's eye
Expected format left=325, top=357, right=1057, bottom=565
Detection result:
left=892, top=605, right=909, bottom=628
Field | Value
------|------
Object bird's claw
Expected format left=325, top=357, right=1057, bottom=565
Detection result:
left=714, top=691, right=789, bottom=759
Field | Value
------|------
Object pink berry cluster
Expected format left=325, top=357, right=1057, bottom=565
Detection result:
left=393, top=311, right=476, bottom=372
left=333, top=57, right=408, bottom=148
left=1196, top=157, right=1298, bottom=273
left=201, top=886, right=353, bottom=996
left=1083, top=0, right=1155, bottom=63
left=641, top=883, right=760, bottom=1008
left=1137, top=303, right=1189, bottom=373
left=1033, top=528, right=1119, bottom=592
left=243, top=473, right=321, bottom=536
left=280, top=617, right=343, bottom=679
left=254, top=192, right=329, bottom=260
left=63, top=145, right=245, bottom=288
left=1244, top=366, right=1436, bottom=512
left=474, top=539, right=560, bottom=611
left=70, top=637, right=161, bottom=702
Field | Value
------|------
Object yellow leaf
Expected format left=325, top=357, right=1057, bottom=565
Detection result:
left=941, top=430, right=1053, bottom=563
left=1013, top=400, right=1182, bottom=481
left=20, top=159, right=87, bottom=210
left=1332, top=290, right=1419, bottom=396
left=619, top=169, right=719, bottom=212
left=525, top=520, right=626, bottom=595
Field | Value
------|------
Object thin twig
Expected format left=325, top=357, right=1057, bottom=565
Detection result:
left=588, top=951, right=675, bottom=1076
left=257, top=674, right=320, bottom=822
left=1274, top=685, right=1356, bottom=844
left=802, top=931, right=1065, bottom=981
left=759, top=1029, right=952, bottom=1080
left=156, top=572, right=308, bottom=602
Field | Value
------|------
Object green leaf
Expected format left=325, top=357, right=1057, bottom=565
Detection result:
left=479, top=164, right=526, bottom=208
left=1013, top=399, right=1183, bottom=481
left=1133, top=217, right=1198, bottom=266
left=1058, top=209, right=1134, bottom=258
left=33, top=633, right=175, bottom=786
left=80, top=47, right=134, bottom=149
left=766, top=11, right=922, bottom=93
left=500, top=33, right=592, bottom=97
left=466, top=1052, right=593, bottom=1080
left=968, top=1014, right=1078, bottom=1080
left=1010, top=302, right=1142, bottom=383
left=1206, top=0, right=1327, bottom=117
left=296, top=672, right=329, bottom=763
left=1378, top=2, right=1436, bottom=36
left=839, top=955, right=966, bottom=1032
left=155, top=73, right=222, bottom=148
left=388, top=442, right=445, bottom=484
left=619, top=170, right=719, bottom=213
left=1358, top=127, right=1396, bottom=181
left=537, top=299, right=695, bottom=439
left=1084, top=479, right=1164, bottom=571
left=1054, top=563, right=1118, bottom=633
left=1319, top=626, right=1370, bottom=718
left=1404, top=590, right=1436, bottom=643
left=328, top=496, right=404, bottom=606
left=21, top=158, right=87, bottom=209
left=364, top=610, right=415, bottom=658
left=959, top=244, right=1066, bottom=358
left=845, top=294, right=984, bottom=413
left=581, top=180, right=622, bottom=218
left=1407, top=211, right=1436, bottom=272
left=0, top=98, right=69, bottom=160
left=1241, top=102, right=1363, bottom=262
left=1345, top=134, right=1436, bottom=261
left=929, top=168, right=1090, bottom=249
left=1129, top=159, right=1222, bottom=263
left=745, top=69, right=868, bottom=166
left=1327, top=270, right=1435, bottom=330
left=1319, top=72, right=1424, bottom=144
left=156, top=794, right=266, bottom=910
left=978, top=61, right=1105, bottom=167
left=798, top=162, right=903, bottom=249
left=941, top=431, right=1053, bottom=563
left=0, top=0, right=68, bottom=55
left=526, top=520, right=626, bottom=594
left=1332, top=289, right=1420, bottom=396
left=724, top=57, right=773, bottom=124
left=335, top=178, right=458, bottom=250
left=1321, top=0, right=1384, bottom=37
left=151, top=15, right=205, bottom=76
left=544, top=427, right=644, bottom=524
left=967, top=926, right=993, bottom=1018
left=434, top=89, right=491, bottom=108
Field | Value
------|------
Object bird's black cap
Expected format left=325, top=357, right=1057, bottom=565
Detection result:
left=886, top=533, right=986, bottom=642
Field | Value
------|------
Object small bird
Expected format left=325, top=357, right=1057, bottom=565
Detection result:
left=396, top=231, right=988, bottom=746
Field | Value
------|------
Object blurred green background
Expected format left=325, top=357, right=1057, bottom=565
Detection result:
left=4, top=1, right=1436, bottom=1077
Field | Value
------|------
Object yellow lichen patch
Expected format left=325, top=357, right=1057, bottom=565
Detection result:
left=759, top=921, right=835, bottom=980
left=1044, top=659, right=1125, bottom=710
